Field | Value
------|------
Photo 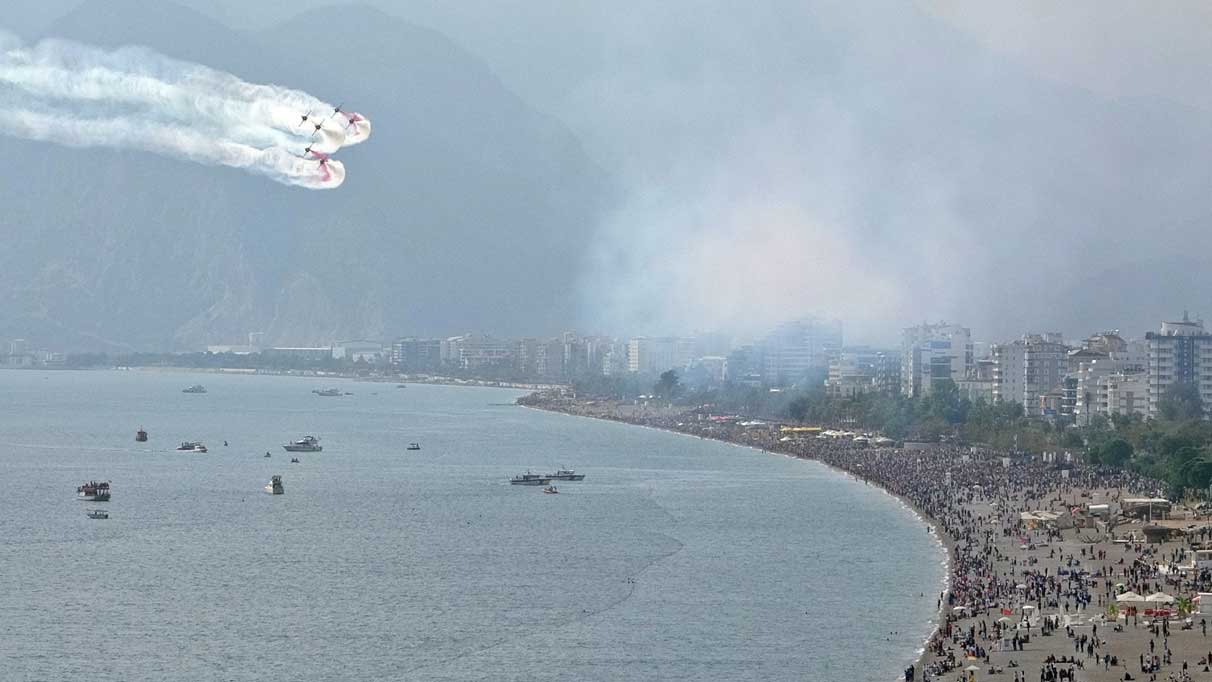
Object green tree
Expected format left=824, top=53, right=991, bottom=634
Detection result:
left=653, top=370, right=682, bottom=399
left=1160, top=381, right=1205, bottom=421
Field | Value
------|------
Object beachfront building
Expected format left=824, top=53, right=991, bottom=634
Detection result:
left=825, top=347, right=897, bottom=398
left=441, top=333, right=515, bottom=370
left=760, top=317, right=843, bottom=386
left=992, top=333, right=1068, bottom=417
left=1099, top=371, right=1150, bottom=417
left=900, top=322, right=973, bottom=398
left=1063, top=334, right=1147, bottom=425
left=627, top=337, right=696, bottom=374
left=1146, top=314, right=1212, bottom=418
left=332, top=340, right=385, bottom=363
left=392, top=337, right=442, bottom=372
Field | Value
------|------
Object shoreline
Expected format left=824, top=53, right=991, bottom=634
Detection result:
left=521, top=401, right=954, bottom=677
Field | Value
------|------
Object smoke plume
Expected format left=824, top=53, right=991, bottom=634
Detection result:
left=0, top=32, right=369, bottom=188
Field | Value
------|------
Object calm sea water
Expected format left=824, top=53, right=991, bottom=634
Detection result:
left=0, top=370, right=944, bottom=681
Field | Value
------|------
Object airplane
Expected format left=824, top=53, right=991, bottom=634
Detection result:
left=297, top=110, right=314, bottom=127
left=342, top=112, right=365, bottom=129
left=303, top=147, right=330, bottom=162
left=316, top=156, right=332, bottom=182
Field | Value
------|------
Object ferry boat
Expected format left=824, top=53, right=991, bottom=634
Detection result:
left=283, top=436, right=322, bottom=452
left=510, top=472, right=551, bottom=486
left=183, top=384, right=207, bottom=394
left=136, top=427, right=148, bottom=442
left=313, top=388, right=342, bottom=397
left=86, top=509, right=109, bottom=519
left=264, top=475, right=284, bottom=495
left=542, top=486, right=559, bottom=494
left=78, top=481, right=111, bottom=501
left=407, top=443, right=421, bottom=451
left=176, top=441, right=208, bottom=453
left=544, top=469, right=585, bottom=481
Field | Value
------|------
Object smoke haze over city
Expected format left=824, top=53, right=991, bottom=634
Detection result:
left=3, top=1, right=1212, bottom=348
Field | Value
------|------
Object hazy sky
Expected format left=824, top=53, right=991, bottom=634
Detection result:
left=9, top=1, right=1212, bottom=346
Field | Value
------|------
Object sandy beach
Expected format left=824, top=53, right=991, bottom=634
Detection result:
left=524, top=394, right=1212, bottom=682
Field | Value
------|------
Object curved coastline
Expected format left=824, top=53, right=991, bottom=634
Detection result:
left=522, top=402, right=952, bottom=676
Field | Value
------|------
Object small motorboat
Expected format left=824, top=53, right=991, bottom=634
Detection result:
left=396, top=384, right=407, bottom=389
left=264, top=452, right=272, bottom=458
left=176, top=441, right=207, bottom=453
left=264, top=475, right=284, bottom=495
left=183, top=384, right=207, bottom=394
left=542, top=486, right=559, bottom=494
left=544, top=468, right=585, bottom=481
left=86, top=509, right=109, bottom=519
left=313, top=388, right=342, bottom=397
left=135, top=427, right=148, bottom=442
left=290, top=457, right=300, bottom=464
left=407, top=443, right=421, bottom=451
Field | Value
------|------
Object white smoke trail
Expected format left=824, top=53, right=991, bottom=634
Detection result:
left=0, top=32, right=370, bottom=189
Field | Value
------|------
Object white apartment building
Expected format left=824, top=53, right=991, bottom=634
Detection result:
left=1099, top=371, right=1150, bottom=417
left=992, top=333, right=1068, bottom=416
left=900, top=322, right=973, bottom=398
left=1146, top=315, right=1212, bottom=418
left=760, top=317, right=843, bottom=386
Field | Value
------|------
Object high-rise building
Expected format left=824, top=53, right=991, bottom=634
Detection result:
left=1146, top=314, right=1212, bottom=418
left=900, top=322, right=973, bottom=398
left=760, top=317, right=843, bottom=386
left=391, top=337, right=442, bottom=372
left=992, top=333, right=1069, bottom=416
left=626, top=337, right=695, bottom=374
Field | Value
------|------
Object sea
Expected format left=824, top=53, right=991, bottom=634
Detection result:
left=0, top=370, right=945, bottom=681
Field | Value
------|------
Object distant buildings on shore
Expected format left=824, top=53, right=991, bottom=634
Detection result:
left=11, top=311, right=1212, bottom=423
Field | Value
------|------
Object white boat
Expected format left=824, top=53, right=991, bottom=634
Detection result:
left=283, top=436, right=322, bottom=452
left=544, top=469, right=585, bottom=481
left=510, top=472, right=552, bottom=486
left=542, top=486, right=559, bottom=494
left=176, top=441, right=208, bottom=453
left=264, top=475, right=284, bottom=495
left=312, top=388, right=342, bottom=397
left=86, top=509, right=109, bottom=519
left=183, top=384, right=207, bottom=394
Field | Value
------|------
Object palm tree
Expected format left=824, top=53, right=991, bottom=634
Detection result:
left=1176, top=595, right=1194, bottom=617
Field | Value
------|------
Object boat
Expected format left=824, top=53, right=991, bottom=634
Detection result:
left=176, top=441, right=208, bottom=453
left=510, top=472, right=551, bottom=486
left=544, top=468, right=585, bottom=481
left=264, top=452, right=272, bottom=458
left=77, top=481, right=111, bottom=501
left=396, top=384, right=407, bottom=389
left=407, top=443, right=421, bottom=451
left=283, top=436, right=322, bottom=452
left=135, top=427, right=148, bottom=442
left=86, top=509, right=109, bottom=519
left=313, top=388, right=342, bottom=397
left=183, top=384, right=207, bottom=394
left=542, top=486, right=559, bottom=494
left=264, top=475, right=284, bottom=495
left=290, top=457, right=300, bottom=464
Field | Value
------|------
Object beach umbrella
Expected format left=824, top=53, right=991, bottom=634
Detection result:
left=1146, top=592, right=1175, bottom=603
left=1022, top=605, right=1036, bottom=611
left=952, top=606, right=968, bottom=613
left=965, top=664, right=981, bottom=671
left=1116, top=591, right=1145, bottom=603
left=1015, top=584, right=1027, bottom=590
left=996, top=616, right=1012, bottom=623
